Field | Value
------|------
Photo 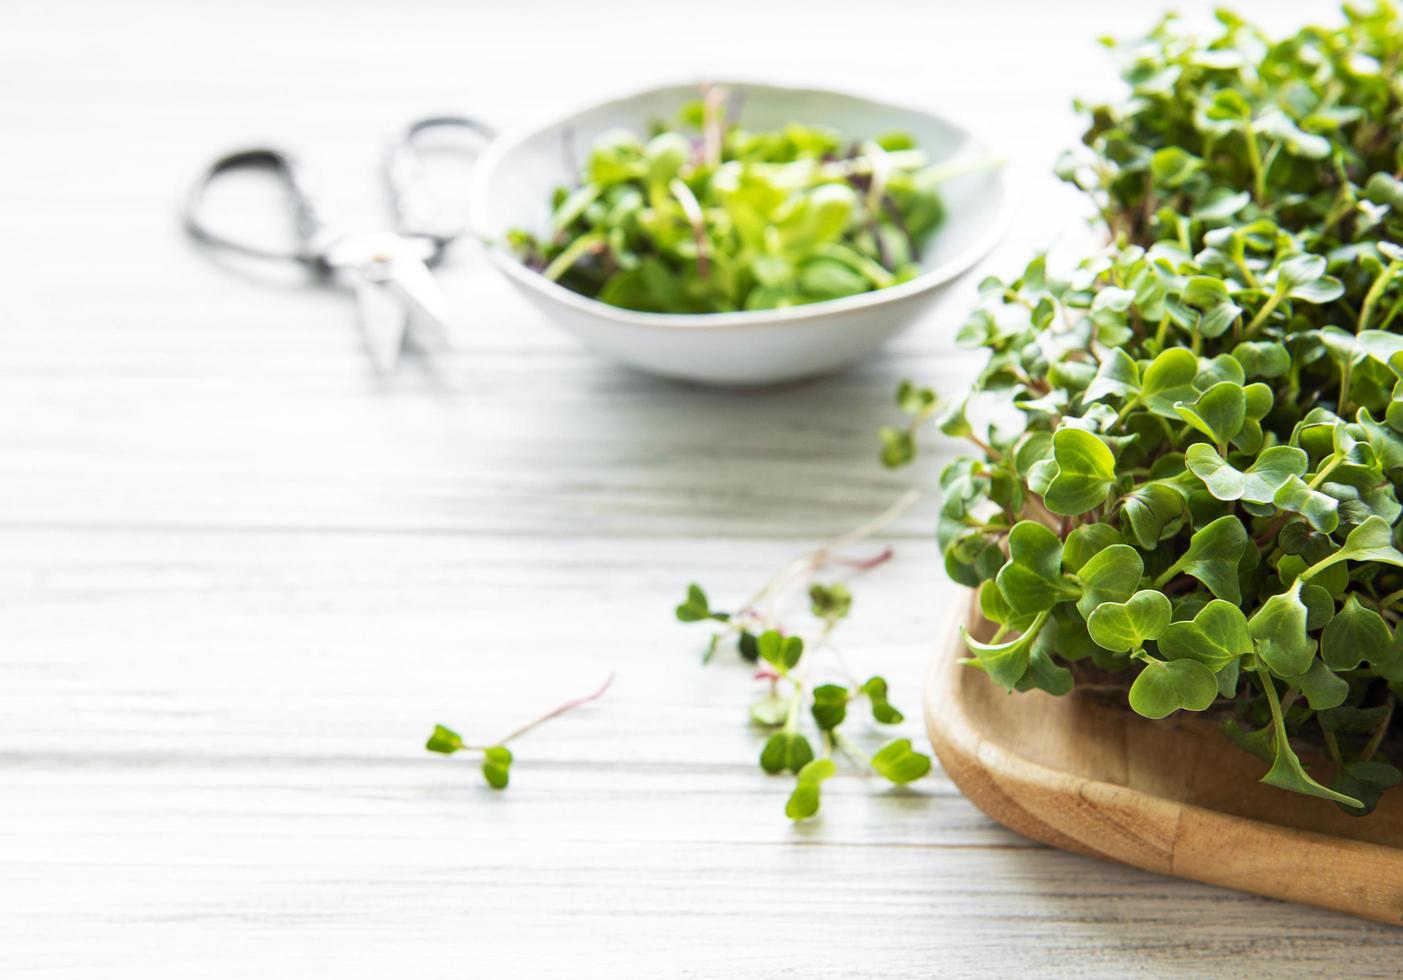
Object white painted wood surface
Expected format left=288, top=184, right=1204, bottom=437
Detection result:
left=4, top=1, right=1402, bottom=975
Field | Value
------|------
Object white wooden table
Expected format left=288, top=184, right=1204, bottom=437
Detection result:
left=5, top=1, right=1402, bottom=975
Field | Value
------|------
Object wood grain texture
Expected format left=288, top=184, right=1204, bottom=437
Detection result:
left=926, top=596, right=1403, bottom=927
left=5, top=0, right=1403, bottom=976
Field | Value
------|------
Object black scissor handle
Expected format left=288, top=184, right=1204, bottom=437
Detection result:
left=182, top=147, right=330, bottom=266
left=384, top=116, right=496, bottom=259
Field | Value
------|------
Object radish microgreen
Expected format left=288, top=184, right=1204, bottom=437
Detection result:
left=675, top=492, right=932, bottom=821
left=888, top=4, right=1403, bottom=813
left=509, top=88, right=995, bottom=314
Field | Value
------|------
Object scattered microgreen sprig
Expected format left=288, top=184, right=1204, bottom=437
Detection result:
left=508, top=85, right=999, bottom=314
left=889, top=4, right=1403, bottom=815
left=426, top=675, right=613, bottom=789
left=676, top=490, right=932, bottom=821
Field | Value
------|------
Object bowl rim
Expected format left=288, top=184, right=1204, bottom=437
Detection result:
left=468, top=78, right=1015, bottom=333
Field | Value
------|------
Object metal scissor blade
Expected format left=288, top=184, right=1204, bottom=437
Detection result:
left=383, top=254, right=457, bottom=352
left=352, top=277, right=410, bottom=374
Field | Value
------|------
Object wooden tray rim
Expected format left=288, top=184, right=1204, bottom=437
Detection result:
left=924, top=593, right=1403, bottom=928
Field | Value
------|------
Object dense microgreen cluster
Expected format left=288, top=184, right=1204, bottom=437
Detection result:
left=889, top=4, right=1403, bottom=814
left=676, top=494, right=931, bottom=821
left=425, top=676, right=612, bottom=789
left=508, top=87, right=959, bottom=313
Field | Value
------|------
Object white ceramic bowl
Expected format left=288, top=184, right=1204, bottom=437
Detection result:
left=470, top=81, right=1012, bottom=385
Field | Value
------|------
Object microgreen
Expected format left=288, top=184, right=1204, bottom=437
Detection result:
left=1157, top=600, right=1252, bottom=670
left=425, top=675, right=613, bottom=790
left=509, top=87, right=998, bottom=314
left=1037, top=428, right=1119, bottom=515
left=884, top=4, right=1403, bottom=814
left=1086, top=590, right=1171, bottom=653
left=870, top=738, right=933, bottom=784
left=785, top=758, right=837, bottom=820
left=1129, top=657, right=1219, bottom=720
left=674, top=492, right=931, bottom=820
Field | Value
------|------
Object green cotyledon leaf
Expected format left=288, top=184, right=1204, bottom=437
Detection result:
left=1185, top=443, right=1306, bottom=503
left=1331, top=762, right=1402, bottom=816
left=1355, top=408, right=1403, bottom=473
left=760, top=731, right=815, bottom=775
left=1283, top=658, right=1349, bottom=711
left=1255, top=109, right=1332, bottom=160
left=1320, top=595, right=1391, bottom=671
left=1074, top=544, right=1143, bottom=619
left=1192, top=188, right=1250, bottom=221
left=960, top=611, right=1048, bottom=691
left=1301, top=582, right=1338, bottom=630
left=1087, top=590, right=1172, bottom=652
left=1274, top=253, right=1345, bottom=303
left=784, top=757, right=836, bottom=821
left=1084, top=347, right=1140, bottom=403
left=425, top=724, right=464, bottom=755
left=1249, top=581, right=1315, bottom=677
left=1181, top=275, right=1242, bottom=338
left=1303, top=516, right=1403, bottom=578
left=1158, top=599, right=1252, bottom=670
left=1255, top=667, right=1362, bottom=808
left=1231, top=340, right=1291, bottom=378
left=808, top=582, right=852, bottom=623
left=1273, top=475, right=1340, bottom=533
left=1016, top=645, right=1075, bottom=696
left=1120, top=482, right=1183, bottom=549
left=675, top=583, right=714, bottom=622
left=1043, top=603, right=1099, bottom=663
left=1241, top=445, right=1308, bottom=502
left=1174, top=381, right=1246, bottom=446
left=879, top=427, right=915, bottom=468
left=1128, top=658, right=1219, bottom=719
left=861, top=676, right=904, bottom=724
left=1150, top=146, right=1204, bottom=187
left=756, top=630, right=804, bottom=672
left=749, top=692, right=788, bottom=727
left=1063, top=522, right=1124, bottom=573
left=978, top=579, right=1037, bottom=632
left=1224, top=718, right=1276, bottom=764
left=1041, top=428, right=1118, bottom=516
left=870, top=738, right=932, bottom=785
left=994, top=521, right=1081, bottom=615
left=1261, top=733, right=1362, bottom=807
left=1158, top=515, right=1248, bottom=602
left=1355, top=329, right=1403, bottom=374
left=481, top=746, right=513, bottom=789
left=1378, top=629, right=1403, bottom=684
left=1195, top=352, right=1246, bottom=389
left=1184, top=443, right=1245, bottom=500
left=1140, top=348, right=1201, bottom=417
left=810, top=684, right=849, bottom=731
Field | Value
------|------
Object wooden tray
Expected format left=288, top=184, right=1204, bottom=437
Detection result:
left=924, top=595, right=1403, bottom=926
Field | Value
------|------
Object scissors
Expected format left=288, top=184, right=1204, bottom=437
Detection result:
left=183, top=116, right=495, bottom=373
